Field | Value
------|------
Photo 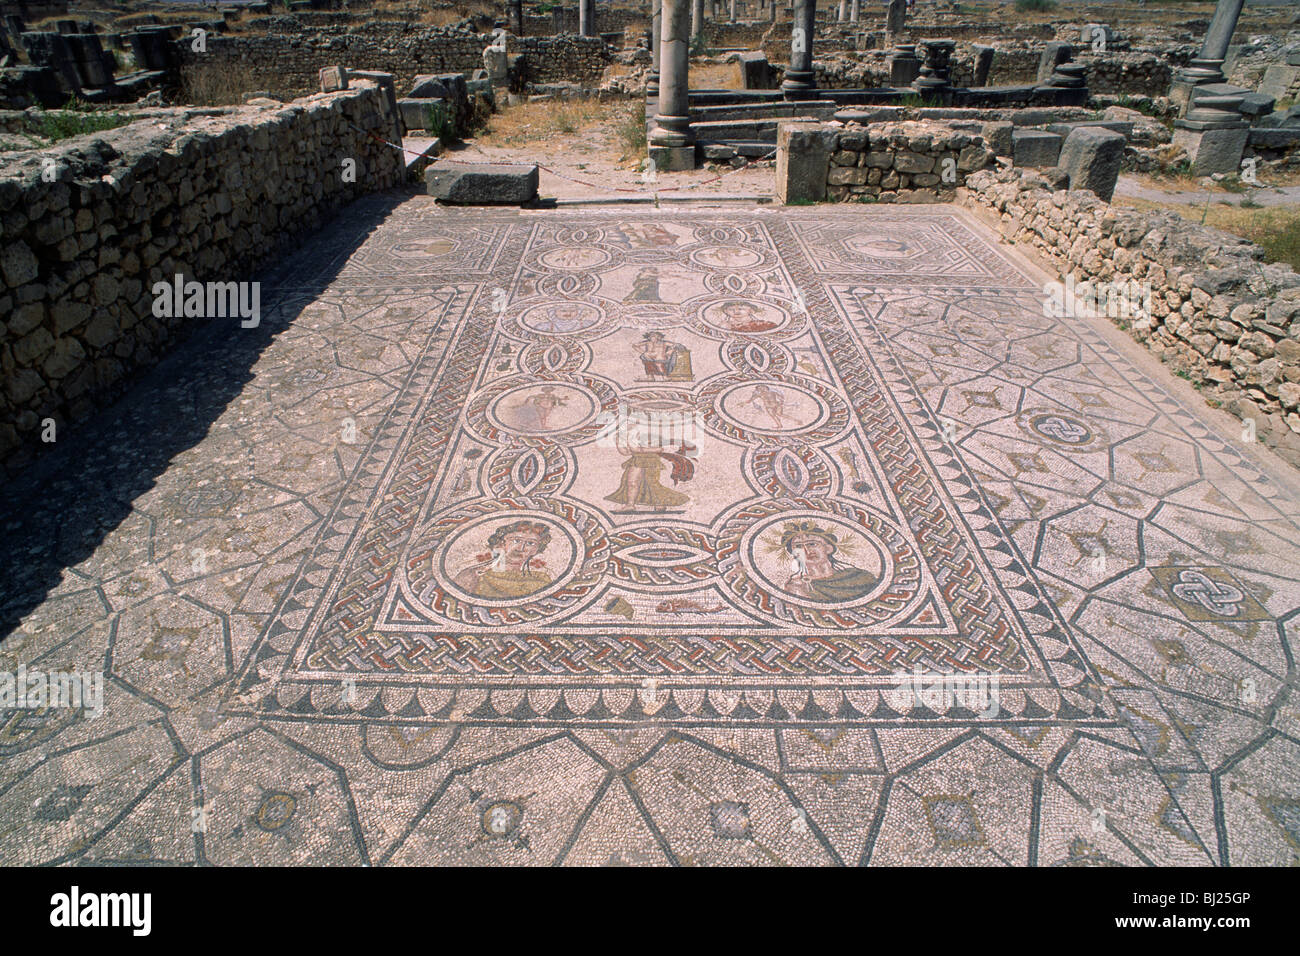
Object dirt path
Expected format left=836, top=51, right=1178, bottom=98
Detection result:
left=447, top=99, right=776, bottom=201
left=1115, top=174, right=1300, bottom=209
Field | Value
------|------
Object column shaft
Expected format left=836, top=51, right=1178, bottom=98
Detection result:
left=1200, top=0, right=1245, bottom=62
left=648, top=2, right=662, bottom=97
left=781, top=0, right=816, bottom=99
left=652, top=0, right=693, bottom=149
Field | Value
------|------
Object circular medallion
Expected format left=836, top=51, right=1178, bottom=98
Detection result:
left=718, top=381, right=827, bottom=436
left=516, top=300, right=604, bottom=336
left=700, top=373, right=849, bottom=445
left=1017, top=407, right=1106, bottom=452
left=464, top=375, right=619, bottom=447
left=480, top=800, right=523, bottom=838
left=403, top=497, right=610, bottom=626
left=537, top=246, right=613, bottom=271
left=487, top=382, right=598, bottom=437
left=716, top=498, right=922, bottom=628
left=255, top=791, right=298, bottom=832
left=689, top=245, right=766, bottom=272
left=698, top=298, right=791, bottom=336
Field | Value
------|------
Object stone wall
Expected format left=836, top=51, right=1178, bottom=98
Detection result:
left=961, top=166, right=1300, bottom=464
left=0, top=84, right=406, bottom=472
left=525, top=8, right=647, bottom=36
left=825, top=120, right=993, bottom=201
left=1074, top=51, right=1175, bottom=98
left=775, top=45, right=1169, bottom=94
left=175, top=28, right=611, bottom=99
left=777, top=119, right=992, bottom=204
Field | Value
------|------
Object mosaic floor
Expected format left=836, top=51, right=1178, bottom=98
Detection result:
left=3, top=198, right=1299, bottom=866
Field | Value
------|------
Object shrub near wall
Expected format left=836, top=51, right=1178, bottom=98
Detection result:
left=961, top=166, right=1300, bottom=465
left=0, top=84, right=405, bottom=472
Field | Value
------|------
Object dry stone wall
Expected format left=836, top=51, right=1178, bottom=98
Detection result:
left=0, top=84, right=405, bottom=472
left=824, top=120, right=993, bottom=202
left=1075, top=51, right=1175, bottom=98
left=176, top=27, right=610, bottom=98
left=961, top=166, right=1300, bottom=464
left=778, top=119, right=993, bottom=204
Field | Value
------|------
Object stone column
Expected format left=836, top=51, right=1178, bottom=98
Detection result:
left=889, top=42, right=920, bottom=86
left=510, top=0, right=524, bottom=36
left=579, top=0, right=595, bottom=36
left=849, top=0, right=859, bottom=22
left=1200, top=0, right=1246, bottom=65
left=691, top=0, right=704, bottom=42
left=886, top=0, right=905, bottom=35
left=913, top=38, right=955, bottom=104
left=1173, top=0, right=1246, bottom=112
left=837, top=0, right=846, bottom=22
left=781, top=0, right=816, bottom=99
left=648, top=1, right=662, bottom=98
left=729, top=0, right=737, bottom=23
left=650, top=0, right=695, bottom=170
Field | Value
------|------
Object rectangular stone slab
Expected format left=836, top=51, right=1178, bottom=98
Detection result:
left=1011, top=129, right=1062, bottom=168
left=425, top=161, right=539, bottom=205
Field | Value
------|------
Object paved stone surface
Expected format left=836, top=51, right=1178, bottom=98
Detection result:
left=2, top=198, right=1299, bottom=866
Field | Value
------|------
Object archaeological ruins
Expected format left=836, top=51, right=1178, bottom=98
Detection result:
left=0, top=0, right=1299, bottom=882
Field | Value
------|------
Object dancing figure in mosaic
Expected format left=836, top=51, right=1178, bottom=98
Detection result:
left=605, top=431, right=696, bottom=511
left=635, top=331, right=693, bottom=381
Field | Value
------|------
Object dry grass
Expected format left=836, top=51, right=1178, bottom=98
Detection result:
left=472, top=96, right=647, bottom=166
left=936, top=0, right=1281, bottom=31
left=691, top=62, right=743, bottom=91
left=178, top=61, right=263, bottom=107
left=1133, top=167, right=1300, bottom=193
left=369, top=0, right=497, bottom=26
left=1115, top=196, right=1300, bottom=274
left=475, top=96, right=624, bottom=147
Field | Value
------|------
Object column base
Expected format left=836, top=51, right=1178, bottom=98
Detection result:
left=648, top=144, right=697, bottom=171
left=650, top=115, right=693, bottom=148
left=781, top=72, right=817, bottom=100
left=1171, top=59, right=1226, bottom=116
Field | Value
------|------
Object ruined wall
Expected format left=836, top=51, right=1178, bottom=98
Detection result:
left=176, top=28, right=610, bottom=98
left=777, top=120, right=992, bottom=204
left=824, top=121, right=993, bottom=201
left=782, top=45, right=1166, bottom=94
left=984, top=48, right=1041, bottom=86
left=525, top=8, right=647, bottom=36
left=961, top=167, right=1300, bottom=464
left=1074, top=51, right=1175, bottom=98
left=0, top=84, right=405, bottom=471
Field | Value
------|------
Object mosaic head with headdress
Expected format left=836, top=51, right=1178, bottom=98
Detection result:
left=781, top=520, right=839, bottom=558
left=485, top=520, right=551, bottom=567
